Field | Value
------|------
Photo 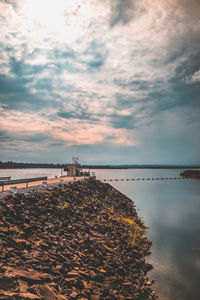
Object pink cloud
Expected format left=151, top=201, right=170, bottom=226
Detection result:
left=0, top=110, right=136, bottom=148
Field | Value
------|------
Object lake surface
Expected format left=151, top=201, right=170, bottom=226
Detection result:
left=0, top=168, right=67, bottom=180
left=92, top=168, right=200, bottom=300
left=0, top=168, right=200, bottom=299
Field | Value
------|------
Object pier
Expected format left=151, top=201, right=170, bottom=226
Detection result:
left=0, top=176, right=87, bottom=192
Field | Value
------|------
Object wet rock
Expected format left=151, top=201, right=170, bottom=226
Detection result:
left=143, top=263, right=153, bottom=273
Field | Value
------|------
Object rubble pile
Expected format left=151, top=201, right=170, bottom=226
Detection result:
left=0, top=179, right=157, bottom=299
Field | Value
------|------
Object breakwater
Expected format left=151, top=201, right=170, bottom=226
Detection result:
left=180, top=169, right=200, bottom=179
left=0, top=179, right=157, bottom=299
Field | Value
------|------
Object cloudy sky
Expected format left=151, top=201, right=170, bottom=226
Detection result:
left=0, top=0, right=200, bottom=164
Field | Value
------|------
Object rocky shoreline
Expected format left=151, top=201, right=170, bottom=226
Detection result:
left=180, top=169, right=200, bottom=179
left=0, top=178, right=157, bottom=299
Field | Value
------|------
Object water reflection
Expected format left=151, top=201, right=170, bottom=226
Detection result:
left=95, top=169, right=200, bottom=300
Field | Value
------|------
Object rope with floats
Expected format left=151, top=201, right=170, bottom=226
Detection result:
left=100, top=177, right=187, bottom=182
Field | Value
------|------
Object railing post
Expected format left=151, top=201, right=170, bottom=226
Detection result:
left=10, top=186, right=17, bottom=193
left=26, top=180, right=28, bottom=188
left=42, top=181, right=47, bottom=187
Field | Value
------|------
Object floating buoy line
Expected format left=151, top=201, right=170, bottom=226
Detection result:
left=100, top=177, right=187, bottom=182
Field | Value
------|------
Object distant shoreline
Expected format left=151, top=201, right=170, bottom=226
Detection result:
left=0, top=162, right=63, bottom=169
left=0, top=164, right=200, bottom=170
left=82, top=165, right=200, bottom=169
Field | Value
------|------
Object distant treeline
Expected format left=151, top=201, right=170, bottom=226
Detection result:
left=1, top=162, right=200, bottom=169
left=82, top=164, right=200, bottom=169
left=82, top=165, right=128, bottom=169
left=0, top=161, right=63, bottom=169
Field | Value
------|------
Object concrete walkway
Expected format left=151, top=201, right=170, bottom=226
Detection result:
left=0, top=176, right=87, bottom=192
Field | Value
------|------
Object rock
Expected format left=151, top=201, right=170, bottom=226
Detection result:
left=18, top=292, right=40, bottom=299
left=82, top=280, right=88, bottom=288
left=69, top=287, right=79, bottom=297
left=0, top=179, right=157, bottom=299
left=2, top=267, right=49, bottom=283
left=146, top=280, right=153, bottom=286
left=89, top=270, right=96, bottom=279
left=34, top=284, right=57, bottom=300
left=66, top=270, right=79, bottom=276
left=0, top=277, right=18, bottom=291
left=57, top=295, right=69, bottom=300
left=18, top=280, right=28, bottom=292
left=78, top=270, right=89, bottom=278
left=143, top=263, right=153, bottom=273
left=0, top=291, right=18, bottom=298
left=0, top=291, right=40, bottom=299
left=0, top=227, right=9, bottom=233
left=99, top=268, right=107, bottom=273
left=91, top=295, right=100, bottom=300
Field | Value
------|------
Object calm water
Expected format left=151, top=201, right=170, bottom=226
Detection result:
left=1, top=168, right=200, bottom=299
left=0, top=168, right=67, bottom=180
left=92, top=168, right=200, bottom=300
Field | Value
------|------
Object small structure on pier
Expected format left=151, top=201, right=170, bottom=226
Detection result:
left=64, top=157, right=82, bottom=177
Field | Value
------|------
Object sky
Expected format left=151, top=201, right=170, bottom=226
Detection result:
left=0, top=0, right=200, bottom=165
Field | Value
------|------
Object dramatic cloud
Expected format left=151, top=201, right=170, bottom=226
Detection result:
left=0, top=0, right=199, bottom=163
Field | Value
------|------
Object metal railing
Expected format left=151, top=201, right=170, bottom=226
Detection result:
left=0, top=176, right=11, bottom=181
left=0, top=176, right=47, bottom=192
